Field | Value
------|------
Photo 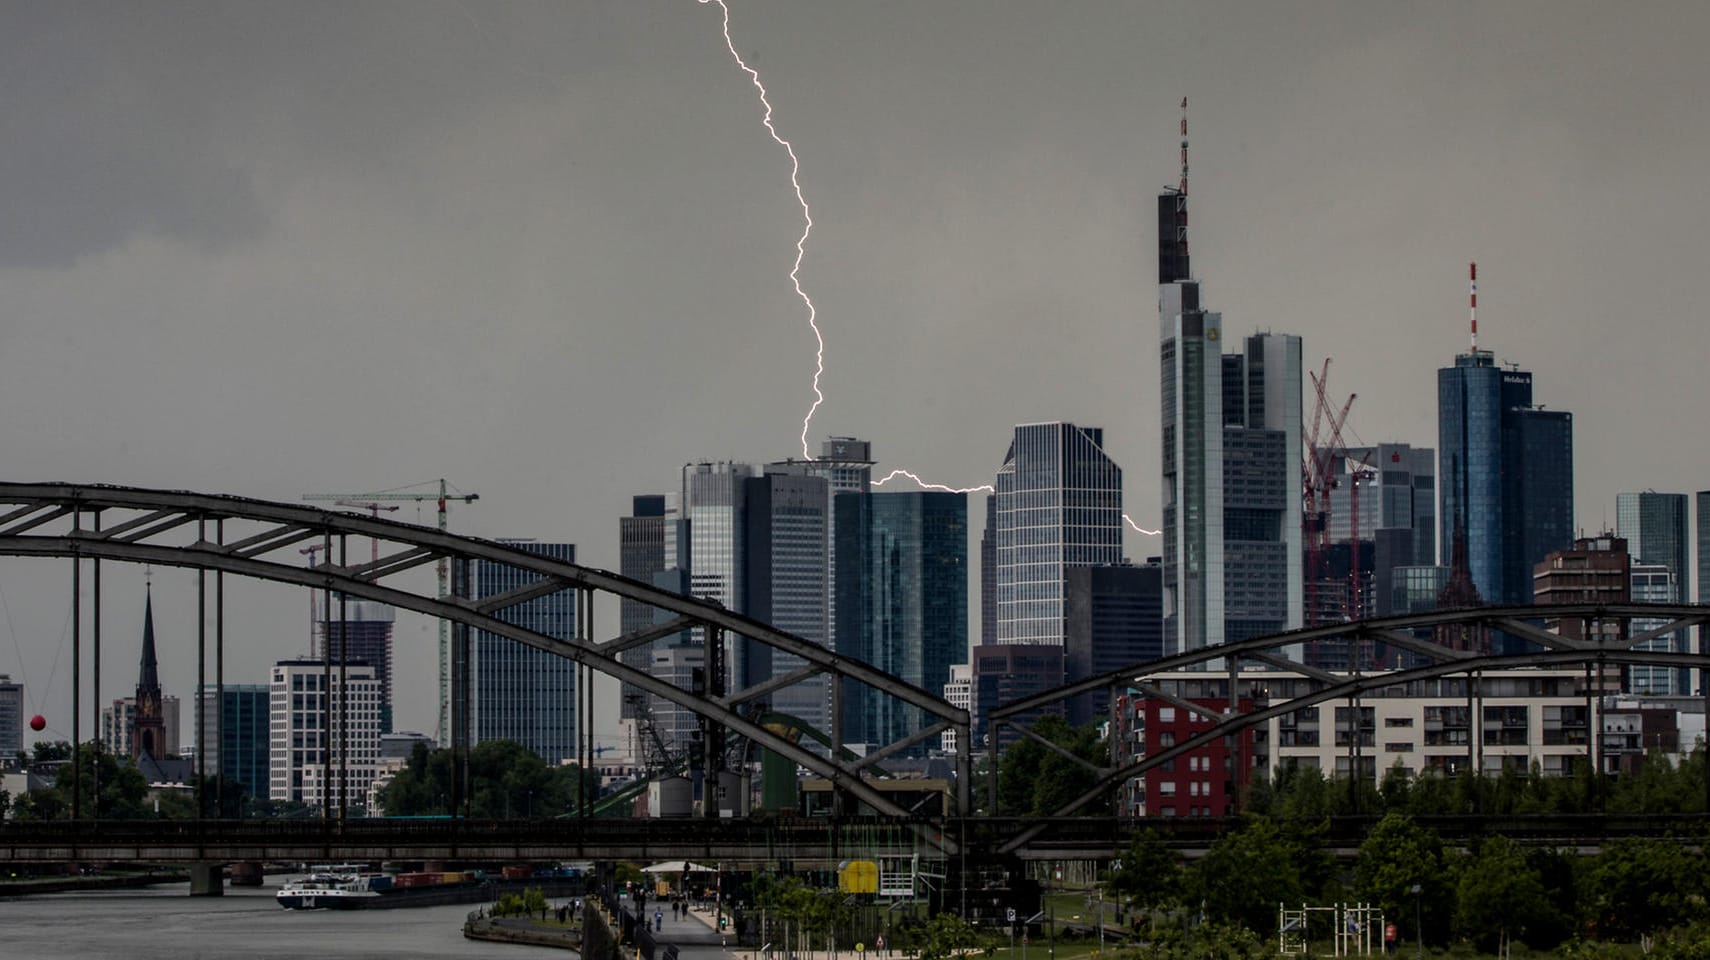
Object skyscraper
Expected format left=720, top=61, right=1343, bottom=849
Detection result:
left=1063, top=562, right=1163, bottom=725
left=0, top=674, right=21, bottom=758
left=1438, top=330, right=1574, bottom=608
left=1617, top=491, right=1691, bottom=693
left=1157, top=181, right=1302, bottom=652
left=993, top=422, right=1123, bottom=647
left=683, top=461, right=761, bottom=690
left=743, top=471, right=832, bottom=733
left=466, top=541, right=578, bottom=764
left=269, top=659, right=382, bottom=810
left=835, top=490, right=967, bottom=753
left=619, top=494, right=669, bottom=726
left=310, top=598, right=396, bottom=733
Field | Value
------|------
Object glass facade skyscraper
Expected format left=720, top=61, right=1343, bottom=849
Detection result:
left=834, top=491, right=967, bottom=753
left=196, top=683, right=271, bottom=808
left=1617, top=491, right=1690, bottom=694
left=1158, top=186, right=1302, bottom=653
left=1438, top=351, right=1574, bottom=608
left=993, top=422, right=1123, bottom=647
left=467, top=541, right=578, bottom=764
left=619, top=494, right=668, bottom=722
left=743, top=471, right=832, bottom=734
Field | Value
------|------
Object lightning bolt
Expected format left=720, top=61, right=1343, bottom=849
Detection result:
left=695, top=2, right=1160, bottom=537
left=699, top=0, right=825, bottom=460
left=873, top=470, right=995, bottom=495
left=875, top=470, right=1162, bottom=535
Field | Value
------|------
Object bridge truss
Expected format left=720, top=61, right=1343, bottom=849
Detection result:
left=0, top=482, right=970, bottom=825
left=989, top=603, right=1710, bottom=854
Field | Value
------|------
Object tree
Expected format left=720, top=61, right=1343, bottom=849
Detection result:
left=916, top=913, right=977, bottom=960
left=1107, top=830, right=1183, bottom=916
left=32, top=740, right=73, bottom=764
left=1453, top=835, right=1561, bottom=950
left=1187, top=817, right=1327, bottom=932
left=378, top=739, right=598, bottom=817
left=1353, top=813, right=1453, bottom=945
left=995, top=715, right=1107, bottom=816
left=1582, top=836, right=1706, bottom=939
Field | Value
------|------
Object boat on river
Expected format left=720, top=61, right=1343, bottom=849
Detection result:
left=275, top=873, right=385, bottom=909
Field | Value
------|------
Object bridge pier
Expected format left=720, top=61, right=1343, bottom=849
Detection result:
left=188, top=862, right=224, bottom=897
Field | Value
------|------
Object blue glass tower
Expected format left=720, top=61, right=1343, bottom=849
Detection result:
left=835, top=491, right=968, bottom=753
left=1439, top=349, right=1574, bottom=620
left=197, top=683, right=271, bottom=808
left=468, top=541, right=578, bottom=764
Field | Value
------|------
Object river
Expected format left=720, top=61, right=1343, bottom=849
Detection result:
left=0, top=881, right=556, bottom=959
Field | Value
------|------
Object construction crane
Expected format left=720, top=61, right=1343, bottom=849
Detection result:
left=333, top=500, right=400, bottom=564
left=303, top=480, right=479, bottom=743
left=1302, top=361, right=1357, bottom=629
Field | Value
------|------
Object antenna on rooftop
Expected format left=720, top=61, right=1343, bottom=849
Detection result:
left=1469, top=261, right=1478, bottom=351
left=1179, top=97, right=1189, bottom=195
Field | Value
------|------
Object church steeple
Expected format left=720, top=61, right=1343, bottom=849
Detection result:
left=131, top=586, right=166, bottom=762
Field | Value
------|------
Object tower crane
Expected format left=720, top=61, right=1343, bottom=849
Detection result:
left=302, top=480, right=480, bottom=743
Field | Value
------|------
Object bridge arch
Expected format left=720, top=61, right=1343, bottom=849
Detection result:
left=0, top=482, right=970, bottom=819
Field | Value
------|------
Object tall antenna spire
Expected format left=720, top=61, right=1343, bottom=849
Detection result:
left=1469, top=261, right=1478, bottom=350
left=1179, top=96, right=1189, bottom=194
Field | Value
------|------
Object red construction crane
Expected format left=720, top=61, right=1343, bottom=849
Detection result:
left=332, top=500, right=400, bottom=564
left=1302, top=360, right=1359, bottom=628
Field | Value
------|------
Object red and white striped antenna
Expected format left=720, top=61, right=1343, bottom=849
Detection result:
left=1179, top=96, right=1189, bottom=194
left=1469, top=261, right=1478, bottom=350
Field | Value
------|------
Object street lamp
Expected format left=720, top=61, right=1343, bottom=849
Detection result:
left=1410, top=884, right=1422, bottom=960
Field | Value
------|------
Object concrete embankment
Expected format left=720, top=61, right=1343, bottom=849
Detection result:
left=462, top=915, right=581, bottom=952
left=0, top=870, right=188, bottom=897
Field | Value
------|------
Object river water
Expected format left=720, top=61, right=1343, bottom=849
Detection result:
left=0, top=881, right=552, bottom=959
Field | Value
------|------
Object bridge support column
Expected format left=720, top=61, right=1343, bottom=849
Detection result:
left=188, top=862, right=224, bottom=897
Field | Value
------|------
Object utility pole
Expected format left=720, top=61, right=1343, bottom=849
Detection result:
left=303, top=479, right=479, bottom=743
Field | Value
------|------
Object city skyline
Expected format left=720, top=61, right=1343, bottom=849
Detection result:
left=2, top=3, right=1708, bottom=746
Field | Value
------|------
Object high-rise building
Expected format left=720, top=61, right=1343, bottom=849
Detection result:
left=0, top=673, right=21, bottom=759
left=466, top=541, right=578, bottom=764
left=619, top=494, right=669, bottom=724
left=1063, top=562, right=1163, bottom=725
left=196, top=684, right=270, bottom=807
left=970, top=643, right=1065, bottom=750
left=1617, top=491, right=1691, bottom=693
left=980, top=493, right=997, bottom=648
left=1324, top=444, right=1437, bottom=616
left=743, top=471, right=832, bottom=734
left=1158, top=181, right=1301, bottom=653
left=268, top=659, right=382, bottom=810
left=993, top=422, right=1123, bottom=648
left=1699, top=491, right=1710, bottom=695
left=1629, top=563, right=1680, bottom=695
left=683, top=461, right=761, bottom=689
left=1533, top=535, right=1629, bottom=644
left=835, top=490, right=968, bottom=753
left=310, top=598, right=396, bottom=733
left=1438, top=345, right=1574, bottom=609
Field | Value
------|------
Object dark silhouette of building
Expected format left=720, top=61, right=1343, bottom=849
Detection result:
left=1534, top=534, right=1630, bottom=643
left=1063, top=563, right=1163, bottom=726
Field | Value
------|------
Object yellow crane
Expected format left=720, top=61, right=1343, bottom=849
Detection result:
left=303, top=480, right=479, bottom=743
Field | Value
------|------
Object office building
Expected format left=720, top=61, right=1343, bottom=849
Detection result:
left=743, top=471, right=833, bottom=734
left=970, top=644, right=1064, bottom=749
left=993, top=422, right=1123, bottom=648
left=835, top=490, right=968, bottom=753
left=310, top=598, right=396, bottom=733
left=980, top=493, right=997, bottom=648
left=0, top=674, right=21, bottom=759
left=466, top=541, right=578, bottom=764
left=1629, top=563, right=1680, bottom=695
left=1063, top=562, right=1163, bottom=725
left=1533, top=535, right=1629, bottom=644
left=941, top=664, right=972, bottom=754
left=1323, top=443, right=1437, bottom=616
left=1158, top=182, right=1302, bottom=652
left=269, top=659, right=382, bottom=810
left=683, top=461, right=762, bottom=689
left=619, top=494, right=670, bottom=723
left=196, top=684, right=271, bottom=805
left=1617, top=491, right=1691, bottom=694
left=1438, top=339, right=1573, bottom=610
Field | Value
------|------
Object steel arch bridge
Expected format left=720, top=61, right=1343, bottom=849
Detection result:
left=988, top=602, right=1710, bottom=853
left=0, top=482, right=971, bottom=822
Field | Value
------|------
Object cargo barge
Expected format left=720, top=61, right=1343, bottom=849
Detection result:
left=277, top=867, right=584, bottom=910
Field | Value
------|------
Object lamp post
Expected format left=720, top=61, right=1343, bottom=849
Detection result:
left=1411, top=883, right=1422, bottom=960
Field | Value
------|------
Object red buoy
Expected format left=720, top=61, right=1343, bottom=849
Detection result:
left=29, top=714, right=46, bottom=732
